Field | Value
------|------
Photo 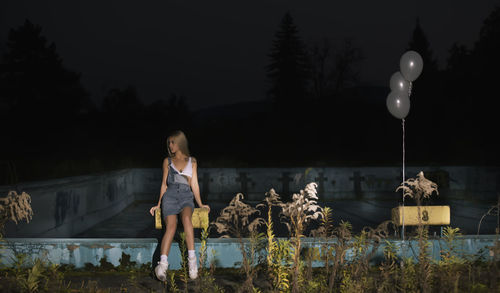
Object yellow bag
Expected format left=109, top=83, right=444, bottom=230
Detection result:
left=155, top=208, right=209, bottom=230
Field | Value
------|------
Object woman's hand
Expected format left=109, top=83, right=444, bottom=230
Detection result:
left=149, top=205, right=159, bottom=216
left=200, top=204, right=210, bottom=213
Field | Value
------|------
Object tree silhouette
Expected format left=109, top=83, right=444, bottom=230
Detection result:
left=332, top=39, right=364, bottom=96
left=407, top=18, right=438, bottom=74
left=438, top=7, right=500, bottom=165
left=0, top=20, right=89, bottom=126
left=142, top=93, right=190, bottom=133
left=267, top=12, right=310, bottom=114
left=309, top=38, right=363, bottom=101
left=474, top=6, right=500, bottom=80
left=310, top=39, right=333, bottom=100
left=471, top=6, right=500, bottom=159
left=404, top=18, right=447, bottom=162
left=102, top=85, right=143, bottom=121
left=444, top=43, right=474, bottom=128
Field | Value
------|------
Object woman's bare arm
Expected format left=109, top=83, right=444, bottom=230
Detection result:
left=149, top=157, right=169, bottom=216
left=158, top=158, right=169, bottom=205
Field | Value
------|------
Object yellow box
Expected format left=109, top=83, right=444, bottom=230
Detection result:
left=391, top=205, right=450, bottom=226
left=191, top=208, right=209, bottom=229
left=155, top=208, right=209, bottom=229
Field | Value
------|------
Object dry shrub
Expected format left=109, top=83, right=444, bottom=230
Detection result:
left=0, top=190, right=33, bottom=231
left=213, top=193, right=265, bottom=238
left=212, top=193, right=265, bottom=292
left=397, top=171, right=439, bottom=293
left=396, top=171, right=438, bottom=206
left=280, top=182, right=323, bottom=293
left=280, top=182, right=322, bottom=237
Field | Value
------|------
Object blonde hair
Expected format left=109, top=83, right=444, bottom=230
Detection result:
left=167, top=130, right=190, bottom=157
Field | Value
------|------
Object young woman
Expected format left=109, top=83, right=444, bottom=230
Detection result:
left=149, top=130, right=210, bottom=281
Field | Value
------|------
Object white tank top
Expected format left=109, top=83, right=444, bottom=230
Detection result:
left=170, top=157, right=193, bottom=178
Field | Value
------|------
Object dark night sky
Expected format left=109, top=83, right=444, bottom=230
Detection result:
left=1, top=0, right=499, bottom=110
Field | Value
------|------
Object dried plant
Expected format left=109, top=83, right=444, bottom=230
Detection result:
left=328, top=220, right=353, bottom=292
left=256, top=188, right=284, bottom=269
left=437, top=226, right=464, bottom=292
left=397, top=172, right=438, bottom=293
left=378, top=240, right=398, bottom=293
left=280, top=182, right=323, bottom=293
left=212, top=193, right=265, bottom=292
left=256, top=188, right=291, bottom=292
left=339, top=221, right=392, bottom=292
left=353, top=221, right=392, bottom=271
left=400, top=257, right=418, bottom=292
left=396, top=171, right=438, bottom=206
left=280, top=183, right=322, bottom=237
left=213, top=193, right=265, bottom=239
left=0, top=191, right=33, bottom=230
left=314, top=206, right=334, bottom=237
left=477, top=195, right=499, bottom=235
left=310, top=206, right=334, bottom=275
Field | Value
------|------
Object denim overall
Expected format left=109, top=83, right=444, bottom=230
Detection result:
left=161, top=157, right=195, bottom=217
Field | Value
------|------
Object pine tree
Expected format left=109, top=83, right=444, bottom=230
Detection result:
left=407, top=18, right=438, bottom=75
left=0, top=20, right=89, bottom=123
left=441, top=6, right=500, bottom=164
left=474, top=6, right=500, bottom=79
left=102, top=86, right=143, bottom=120
left=470, top=6, right=500, bottom=159
left=404, top=18, right=445, bottom=162
left=267, top=12, right=309, bottom=114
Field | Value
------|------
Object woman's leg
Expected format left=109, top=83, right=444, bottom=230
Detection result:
left=180, top=207, right=194, bottom=250
left=181, top=206, right=198, bottom=279
left=161, top=214, right=178, bottom=256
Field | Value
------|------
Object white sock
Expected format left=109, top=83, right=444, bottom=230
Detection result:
left=188, top=250, right=196, bottom=259
left=160, top=254, right=168, bottom=263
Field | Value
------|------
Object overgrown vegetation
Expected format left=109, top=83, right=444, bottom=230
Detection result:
left=1, top=172, right=500, bottom=292
left=207, top=172, right=500, bottom=292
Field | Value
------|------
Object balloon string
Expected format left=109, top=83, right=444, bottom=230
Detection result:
left=402, top=81, right=412, bottom=242
left=402, top=118, right=405, bottom=241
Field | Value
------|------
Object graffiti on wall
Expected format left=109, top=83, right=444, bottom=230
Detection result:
left=55, top=190, right=80, bottom=227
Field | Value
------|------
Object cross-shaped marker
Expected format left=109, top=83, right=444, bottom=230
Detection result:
left=315, top=172, right=327, bottom=199
left=201, top=173, right=213, bottom=203
left=349, top=171, right=365, bottom=199
left=279, top=172, right=293, bottom=200
left=236, top=172, right=254, bottom=194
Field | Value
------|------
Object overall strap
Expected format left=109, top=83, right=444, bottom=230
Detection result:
left=166, top=157, right=173, bottom=184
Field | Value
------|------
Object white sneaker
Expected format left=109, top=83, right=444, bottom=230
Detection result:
left=188, top=256, right=198, bottom=280
left=155, top=261, right=168, bottom=281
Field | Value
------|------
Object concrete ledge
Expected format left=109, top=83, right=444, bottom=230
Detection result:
left=1, top=169, right=142, bottom=237
left=0, top=238, right=158, bottom=269
left=2, top=166, right=499, bottom=237
left=1, top=236, right=498, bottom=270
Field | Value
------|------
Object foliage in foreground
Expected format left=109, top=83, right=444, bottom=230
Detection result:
left=1, top=172, right=500, bottom=292
left=209, top=173, right=500, bottom=292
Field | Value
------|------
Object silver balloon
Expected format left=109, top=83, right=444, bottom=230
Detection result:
left=386, top=91, right=410, bottom=119
left=399, top=51, right=423, bottom=82
left=389, top=71, right=410, bottom=93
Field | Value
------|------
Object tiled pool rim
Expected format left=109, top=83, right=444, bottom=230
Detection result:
left=1, top=236, right=498, bottom=270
